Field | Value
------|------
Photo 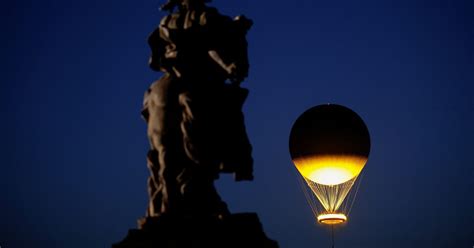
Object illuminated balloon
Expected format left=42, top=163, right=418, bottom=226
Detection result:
left=289, top=104, right=370, bottom=224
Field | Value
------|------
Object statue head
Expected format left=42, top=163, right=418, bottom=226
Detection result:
left=160, top=0, right=211, bottom=11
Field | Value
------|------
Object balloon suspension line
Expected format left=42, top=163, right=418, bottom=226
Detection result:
left=331, top=225, right=335, bottom=248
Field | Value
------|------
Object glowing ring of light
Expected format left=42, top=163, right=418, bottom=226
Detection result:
left=317, top=213, right=347, bottom=225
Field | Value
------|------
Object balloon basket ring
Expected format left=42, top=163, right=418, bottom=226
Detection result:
left=317, top=213, right=347, bottom=225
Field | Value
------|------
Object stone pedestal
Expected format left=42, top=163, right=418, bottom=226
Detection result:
left=113, top=213, right=278, bottom=248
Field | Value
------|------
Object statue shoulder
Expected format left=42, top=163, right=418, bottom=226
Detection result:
left=204, top=6, right=219, bottom=16
left=160, top=13, right=180, bottom=29
left=200, top=7, right=231, bottom=26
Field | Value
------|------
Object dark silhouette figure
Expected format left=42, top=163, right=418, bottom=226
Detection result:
left=113, top=2, right=279, bottom=247
left=141, top=0, right=253, bottom=219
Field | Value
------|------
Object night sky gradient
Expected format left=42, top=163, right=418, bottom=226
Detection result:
left=2, top=0, right=473, bottom=247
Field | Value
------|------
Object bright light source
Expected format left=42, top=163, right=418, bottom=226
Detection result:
left=293, top=155, right=366, bottom=185
left=317, top=213, right=347, bottom=225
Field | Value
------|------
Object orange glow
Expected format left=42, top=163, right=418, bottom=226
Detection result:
left=317, top=213, right=347, bottom=224
left=293, top=155, right=366, bottom=185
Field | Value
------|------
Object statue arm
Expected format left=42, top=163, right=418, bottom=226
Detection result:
left=203, top=9, right=252, bottom=84
left=207, top=50, right=240, bottom=84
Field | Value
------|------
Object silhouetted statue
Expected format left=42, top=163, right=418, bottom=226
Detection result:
left=141, top=0, right=254, bottom=219
left=113, top=2, right=279, bottom=247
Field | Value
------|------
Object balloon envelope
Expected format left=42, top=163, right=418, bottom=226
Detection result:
left=289, top=104, right=370, bottom=185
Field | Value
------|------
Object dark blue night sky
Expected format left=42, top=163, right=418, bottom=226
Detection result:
left=2, top=0, right=473, bottom=247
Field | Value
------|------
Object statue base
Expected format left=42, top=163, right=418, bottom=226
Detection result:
left=112, top=213, right=278, bottom=248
